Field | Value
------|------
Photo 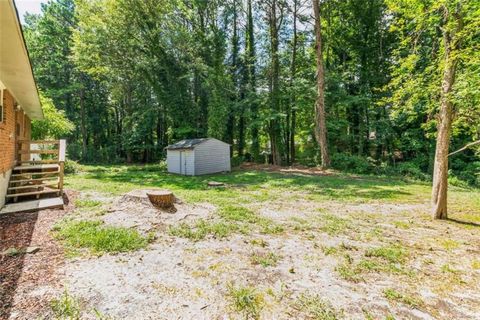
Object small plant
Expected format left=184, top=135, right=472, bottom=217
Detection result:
left=440, top=239, right=460, bottom=251
left=393, top=221, right=411, bottom=229
left=322, top=246, right=338, bottom=256
left=250, top=238, right=268, bottom=247
left=250, top=251, right=281, bottom=267
left=365, top=244, right=408, bottom=264
left=227, top=284, right=264, bottom=320
left=50, top=290, right=81, bottom=320
left=293, top=293, right=340, bottom=320
left=54, top=220, right=148, bottom=254
left=472, top=260, right=480, bottom=270
left=74, top=198, right=102, bottom=208
left=218, top=206, right=258, bottom=223
left=320, top=214, right=351, bottom=236
left=169, top=219, right=245, bottom=241
left=383, top=288, right=422, bottom=308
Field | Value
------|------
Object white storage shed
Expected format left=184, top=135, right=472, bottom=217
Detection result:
left=166, top=138, right=231, bottom=176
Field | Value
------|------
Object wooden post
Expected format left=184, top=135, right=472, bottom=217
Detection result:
left=58, top=139, right=66, bottom=195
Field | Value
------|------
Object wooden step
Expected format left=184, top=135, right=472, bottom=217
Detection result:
left=10, top=177, right=59, bottom=184
left=17, top=160, right=59, bottom=164
left=13, top=164, right=59, bottom=171
left=5, top=189, right=60, bottom=198
left=8, top=183, right=58, bottom=191
left=11, top=170, right=60, bottom=177
left=0, top=197, right=64, bottom=214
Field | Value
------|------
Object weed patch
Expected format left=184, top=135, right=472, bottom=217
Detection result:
left=293, top=293, right=340, bottom=320
left=320, top=214, right=351, bottom=235
left=74, top=199, right=102, bottom=208
left=54, top=220, right=148, bottom=254
left=50, top=290, right=81, bottom=320
left=227, top=284, right=264, bottom=320
left=365, top=244, right=408, bottom=264
left=169, top=219, right=246, bottom=241
left=383, top=288, right=422, bottom=308
left=250, top=251, right=281, bottom=267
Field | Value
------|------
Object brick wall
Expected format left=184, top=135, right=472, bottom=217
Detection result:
left=0, top=89, right=16, bottom=173
left=0, top=89, right=32, bottom=173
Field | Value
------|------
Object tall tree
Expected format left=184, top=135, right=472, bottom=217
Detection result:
left=313, top=0, right=330, bottom=167
left=431, top=3, right=464, bottom=219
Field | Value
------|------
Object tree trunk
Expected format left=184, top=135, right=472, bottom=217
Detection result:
left=289, top=0, right=298, bottom=165
left=312, top=0, right=330, bottom=167
left=79, top=86, right=87, bottom=160
left=431, top=8, right=461, bottom=220
left=268, top=0, right=283, bottom=166
left=246, top=0, right=259, bottom=161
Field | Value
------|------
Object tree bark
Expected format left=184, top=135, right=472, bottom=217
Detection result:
left=312, top=0, right=330, bottom=167
left=289, top=0, right=298, bottom=165
left=246, top=0, right=259, bottom=161
left=431, top=5, right=462, bottom=220
left=268, top=0, right=283, bottom=165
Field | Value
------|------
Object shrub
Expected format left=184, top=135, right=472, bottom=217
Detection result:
left=331, top=153, right=373, bottom=174
left=394, top=162, right=429, bottom=181
left=64, top=159, right=81, bottom=174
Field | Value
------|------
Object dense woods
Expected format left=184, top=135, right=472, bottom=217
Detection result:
left=23, top=0, right=479, bottom=190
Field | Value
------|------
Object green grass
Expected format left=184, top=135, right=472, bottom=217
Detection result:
left=168, top=219, right=248, bottom=241
left=294, top=293, right=340, bottom=320
left=50, top=290, right=81, bottom=320
left=319, top=214, right=351, bottom=235
left=74, top=198, right=102, bottom=208
left=365, top=244, right=408, bottom=264
left=383, top=288, right=422, bottom=308
left=250, top=251, right=281, bottom=267
left=53, top=220, right=149, bottom=255
left=65, top=165, right=480, bottom=226
left=227, top=284, right=264, bottom=320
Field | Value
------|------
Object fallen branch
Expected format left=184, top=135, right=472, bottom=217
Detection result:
left=448, top=140, right=480, bottom=157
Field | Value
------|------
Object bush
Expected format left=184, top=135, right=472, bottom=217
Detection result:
left=394, top=162, right=429, bottom=181
left=64, top=159, right=81, bottom=174
left=331, top=153, right=373, bottom=174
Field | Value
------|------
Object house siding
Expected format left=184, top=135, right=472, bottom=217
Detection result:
left=194, top=139, right=230, bottom=175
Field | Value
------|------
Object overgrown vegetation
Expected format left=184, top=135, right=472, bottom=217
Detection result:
left=227, top=284, right=264, bottom=320
left=53, top=220, right=149, bottom=255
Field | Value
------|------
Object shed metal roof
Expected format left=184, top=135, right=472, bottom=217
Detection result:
left=166, top=138, right=210, bottom=150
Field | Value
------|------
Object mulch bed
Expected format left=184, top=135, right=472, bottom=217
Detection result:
left=0, top=191, right=76, bottom=319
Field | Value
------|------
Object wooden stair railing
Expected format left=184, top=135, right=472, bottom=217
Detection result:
left=6, top=139, right=66, bottom=203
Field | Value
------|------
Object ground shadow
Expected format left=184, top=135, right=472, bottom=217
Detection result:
left=447, top=218, right=480, bottom=228
left=0, top=211, right=38, bottom=318
left=82, top=165, right=414, bottom=201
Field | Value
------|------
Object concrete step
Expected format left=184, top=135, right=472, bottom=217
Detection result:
left=0, top=197, right=64, bottom=214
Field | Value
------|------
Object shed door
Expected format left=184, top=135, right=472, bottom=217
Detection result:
left=179, top=151, right=187, bottom=175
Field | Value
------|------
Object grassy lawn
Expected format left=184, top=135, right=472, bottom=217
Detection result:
left=55, top=164, right=480, bottom=319
left=65, top=164, right=480, bottom=223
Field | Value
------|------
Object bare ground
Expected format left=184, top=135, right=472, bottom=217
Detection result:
left=2, top=184, right=480, bottom=319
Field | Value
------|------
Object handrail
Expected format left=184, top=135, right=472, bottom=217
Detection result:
left=16, top=140, right=66, bottom=161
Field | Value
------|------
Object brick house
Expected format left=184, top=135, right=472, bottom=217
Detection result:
left=0, top=0, right=44, bottom=209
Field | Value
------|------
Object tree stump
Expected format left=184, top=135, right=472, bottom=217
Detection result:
left=147, top=190, right=175, bottom=209
left=208, top=181, right=225, bottom=187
